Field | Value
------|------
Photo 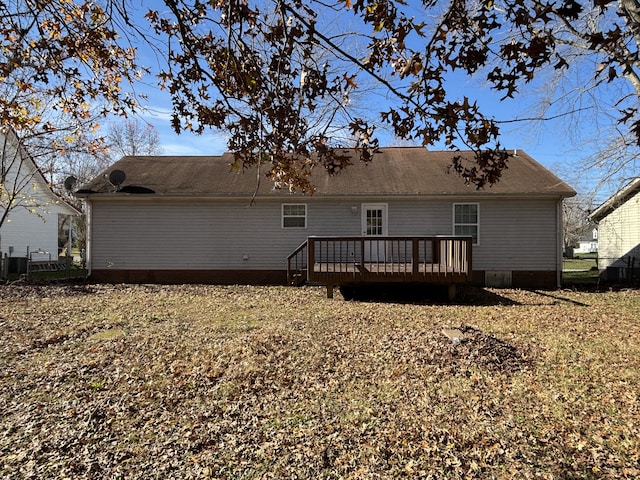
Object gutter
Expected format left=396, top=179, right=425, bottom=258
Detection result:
left=73, top=191, right=576, bottom=201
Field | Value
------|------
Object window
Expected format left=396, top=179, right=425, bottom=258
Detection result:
left=362, top=204, right=388, bottom=236
left=453, top=203, right=479, bottom=244
left=366, top=208, right=384, bottom=235
left=282, top=204, right=307, bottom=228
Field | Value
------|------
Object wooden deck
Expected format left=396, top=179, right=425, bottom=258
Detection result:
left=287, top=236, right=473, bottom=298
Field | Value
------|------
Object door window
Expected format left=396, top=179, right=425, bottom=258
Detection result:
left=362, top=204, right=388, bottom=236
left=366, top=209, right=383, bottom=235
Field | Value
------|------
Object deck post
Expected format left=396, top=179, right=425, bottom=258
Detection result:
left=307, top=237, right=315, bottom=283
left=447, top=283, right=456, bottom=301
left=412, top=239, right=419, bottom=275
left=326, top=284, right=334, bottom=299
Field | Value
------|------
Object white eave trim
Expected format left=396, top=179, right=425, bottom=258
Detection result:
left=589, top=177, right=640, bottom=222
left=77, top=192, right=575, bottom=202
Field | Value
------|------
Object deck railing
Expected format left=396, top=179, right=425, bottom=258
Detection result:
left=287, top=236, right=472, bottom=286
left=286, top=240, right=309, bottom=286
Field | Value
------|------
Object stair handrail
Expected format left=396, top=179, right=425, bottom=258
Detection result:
left=286, top=239, right=308, bottom=284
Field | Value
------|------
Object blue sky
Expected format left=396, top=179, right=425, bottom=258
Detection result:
left=135, top=72, right=602, bottom=201
left=120, top=1, right=627, bottom=206
left=140, top=86, right=575, bottom=167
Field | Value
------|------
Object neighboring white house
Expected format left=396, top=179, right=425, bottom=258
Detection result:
left=574, top=228, right=598, bottom=255
left=0, top=128, right=80, bottom=267
left=589, top=178, right=640, bottom=281
left=75, top=148, right=575, bottom=290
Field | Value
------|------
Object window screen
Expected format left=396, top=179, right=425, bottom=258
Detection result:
left=282, top=204, right=306, bottom=228
left=454, top=203, right=479, bottom=244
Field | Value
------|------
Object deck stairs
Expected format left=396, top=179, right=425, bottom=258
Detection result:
left=290, top=269, right=307, bottom=286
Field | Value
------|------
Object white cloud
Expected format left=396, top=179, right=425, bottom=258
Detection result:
left=134, top=105, right=228, bottom=156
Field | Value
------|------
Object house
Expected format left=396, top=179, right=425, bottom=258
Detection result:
left=589, top=178, right=640, bottom=281
left=75, top=148, right=575, bottom=294
left=0, top=128, right=80, bottom=272
left=573, top=227, right=598, bottom=255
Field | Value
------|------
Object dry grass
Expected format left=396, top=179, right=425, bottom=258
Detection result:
left=1, top=283, right=639, bottom=479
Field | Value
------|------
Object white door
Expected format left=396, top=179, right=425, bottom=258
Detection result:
left=362, top=204, right=388, bottom=261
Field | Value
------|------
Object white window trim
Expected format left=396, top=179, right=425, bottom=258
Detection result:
left=282, top=203, right=307, bottom=229
left=453, top=203, right=480, bottom=245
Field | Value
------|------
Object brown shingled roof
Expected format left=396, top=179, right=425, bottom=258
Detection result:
left=77, top=147, right=575, bottom=198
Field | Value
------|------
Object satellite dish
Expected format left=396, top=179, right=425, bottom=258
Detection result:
left=108, top=169, right=126, bottom=187
left=63, top=176, right=77, bottom=191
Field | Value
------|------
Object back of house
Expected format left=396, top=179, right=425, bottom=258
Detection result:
left=76, top=147, right=575, bottom=290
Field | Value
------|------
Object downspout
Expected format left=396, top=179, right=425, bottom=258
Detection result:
left=67, top=214, right=73, bottom=259
left=557, top=198, right=563, bottom=289
left=85, top=200, right=92, bottom=277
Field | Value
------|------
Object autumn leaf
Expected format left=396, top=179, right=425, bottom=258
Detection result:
left=1, top=284, right=639, bottom=478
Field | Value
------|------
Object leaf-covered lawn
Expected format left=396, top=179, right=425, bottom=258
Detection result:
left=1, top=284, right=639, bottom=479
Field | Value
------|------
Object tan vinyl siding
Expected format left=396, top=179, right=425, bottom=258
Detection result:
left=90, top=198, right=375, bottom=271
left=386, top=199, right=558, bottom=271
left=474, top=199, right=558, bottom=270
left=91, top=199, right=307, bottom=270
left=597, top=191, right=640, bottom=271
left=387, top=200, right=452, bottom=236
left=89, top=197, right=560, bottom=272
left=307, top=200, right=361, bottom=236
